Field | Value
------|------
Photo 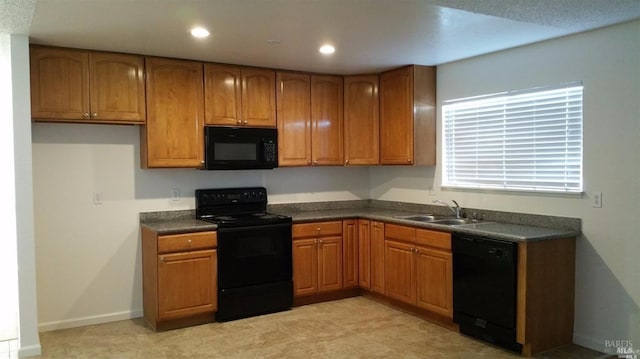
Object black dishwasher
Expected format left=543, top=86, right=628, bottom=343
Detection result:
left=452, top=233, right=522, bottom=353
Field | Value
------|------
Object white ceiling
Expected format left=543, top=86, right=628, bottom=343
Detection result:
left=3, top=0, right=640, bottom=74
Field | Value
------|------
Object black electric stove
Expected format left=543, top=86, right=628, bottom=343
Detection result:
left=195, top=187, right=293, bottom=322
left=195, top=188, right=291, bottom=227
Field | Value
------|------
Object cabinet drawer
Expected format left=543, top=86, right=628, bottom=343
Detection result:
left=293, top=221, right=343, bottom=238
left=416, top=229, right=451, bottom=251
left=385, top=224, right=416, bottom=244
left=158, top=231, right=217, bottom=254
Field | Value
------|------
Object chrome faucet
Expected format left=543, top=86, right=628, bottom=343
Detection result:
left=433, top=199, right=462, bottom=218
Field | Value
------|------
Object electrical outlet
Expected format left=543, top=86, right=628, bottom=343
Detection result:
left=93, top=192, right=102, bottom=205
left=171, top=188, right=181, bottom=202
left=592, top=191, right=602, bottom=208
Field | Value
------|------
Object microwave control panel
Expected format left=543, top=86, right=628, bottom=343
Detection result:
left=264, top=141, right=277, bottom=162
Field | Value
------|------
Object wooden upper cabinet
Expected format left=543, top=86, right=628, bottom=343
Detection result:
left=277, top=73, right=343, bottom=167
left=30, top=46, right=145, bottom=124
left=89, top=52, right=146, bottom=123
left=31, top=47, right=89, bottom=121
left=277, top=72, right=311, bottom=166
left=143, top=57, right=204, bottom=168
left=204, top=65, right=276, bottom=127
left=204, top=64, right=242, bottom=126
left=344, top=75, right=379, bottom=165
left=242, top=68, right=276, bottom=127
left=311, top=75, right=344, bottom=165
left=379, top=65, right=436, bottom=165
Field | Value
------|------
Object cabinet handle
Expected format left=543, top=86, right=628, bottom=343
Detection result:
left=345, top=159, right=349, bottom=165
left=313, top=160, right=318, bottom=165
left=307, top=160, right=312, bottom=165
left=316, top=227, right=321, bottom=231
left=92, top=112, right=98, bottom=118
left=82, top=113, right=90, bottom=119
left=188, top=239, right=192, bottom=244
left=160, top=256, right=165, bottom=262
left=407, top=158, right=411, bottom=163
left=243, top=120, right=248, bottom=125
left=237, top=119, right=243, bottom=125
left=319, top=239, right=323, bottom=244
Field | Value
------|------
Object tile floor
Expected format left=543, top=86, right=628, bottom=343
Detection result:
left=32, top=297, right=606, bottom=358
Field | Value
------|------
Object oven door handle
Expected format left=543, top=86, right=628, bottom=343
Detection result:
left=216, top=222, right=292, bottom=234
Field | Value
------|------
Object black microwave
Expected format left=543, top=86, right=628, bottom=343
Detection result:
left=204, top=126, right=278, bottom=170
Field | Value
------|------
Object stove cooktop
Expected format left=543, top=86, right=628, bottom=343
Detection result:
left=195, top=187, right=291, bottom=228
left=199, top=212, right=292, bottom=228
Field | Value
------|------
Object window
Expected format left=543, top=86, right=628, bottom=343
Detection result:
left=442, top=83, right=583, bottom=193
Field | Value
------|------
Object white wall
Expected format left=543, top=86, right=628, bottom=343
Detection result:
left=31, top=122, right=368, bottom=330
left=371, top=20, right=640, bottom=352
left=4, top=34, right=41, bottom=357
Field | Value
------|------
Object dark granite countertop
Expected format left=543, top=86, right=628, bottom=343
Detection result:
left=140, top=201, right=580, bottom=242
left=141, top=218, right=217, bottom=235
left=270, top=208, right=578, bottom=242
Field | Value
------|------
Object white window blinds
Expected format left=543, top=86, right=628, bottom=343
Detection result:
left=442, top=83, right=583, bottom=193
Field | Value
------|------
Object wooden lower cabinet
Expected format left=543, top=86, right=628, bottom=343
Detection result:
left=383, top=224, right=453, bottom=319
left=415, top=245, right=452, bottom=317
left=142, top=228, right=217, bottom=330
left=342, top=220, right=359, bottom=288
left=517, top=237, right=576, bottom=356
left=292, top=221, right=343, bottom=296
left=157, top=249, right=217, bottom=321
left=384, top=239, right=416, bottom=304
left=370, top=221, right=386, bottom=294
left=358, top=219, right=371, bottom=288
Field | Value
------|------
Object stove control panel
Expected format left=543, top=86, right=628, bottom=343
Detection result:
left=196, top=187, right=267, bottom=206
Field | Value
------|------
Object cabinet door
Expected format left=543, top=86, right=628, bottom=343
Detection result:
left=358, top=220, right=371, bottom=289
left=157, top=249, right=217, bottom=321
left=342, top=219, right=359, bottom=288
left=318, top=236, right=343, bottom=292
left=30, top=46, right=90, bottom=121
left=143, top=57, right=204, bottom=168
left=370, top=221, right=385, bottom=294
left=380, top=66, right=413, bottom=164
left=292, top=238, right=318, bottom=296
left=415, top=246, right=453, bottom=318
left=277, top=72, right=311, bottom=166
left=204, top=63, right=242, bottom=126
left=242, top=68, right=276, bottom=127
left=344, top=75, right=379, bottom=165
left=89, top=52, right=145, bottom=123
left=311, top=75, right=344, bottom=165
left=384, top=240, right=416, bottom=305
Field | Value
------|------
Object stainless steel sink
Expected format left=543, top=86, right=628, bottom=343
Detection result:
left=395, top=215, right=439, bottom=222
left=430, top=218, right=476, bottom=225
left=394, top=214, right=479, bottom=226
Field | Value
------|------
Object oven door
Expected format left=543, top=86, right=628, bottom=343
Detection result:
left=217, top=222, right=292, bottom=289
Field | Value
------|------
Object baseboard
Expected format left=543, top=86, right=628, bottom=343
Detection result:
left=19, top=343, right=42, bottom=358
left=573, top=332, right=604, bottom=353
left=38, top=310, right=144, bottom=332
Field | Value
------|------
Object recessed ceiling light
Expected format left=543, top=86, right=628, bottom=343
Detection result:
left=319, top=44, right=335, bottom=55
left=190, top=27, right=210, bottom=38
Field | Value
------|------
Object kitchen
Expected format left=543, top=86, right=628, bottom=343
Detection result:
left=2, top=1, right=640, bottom=358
